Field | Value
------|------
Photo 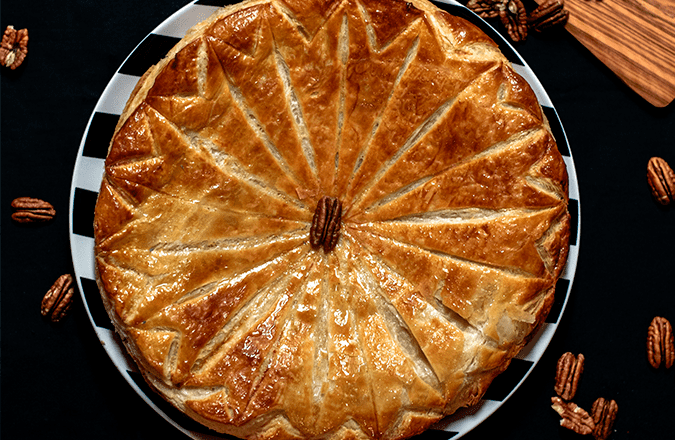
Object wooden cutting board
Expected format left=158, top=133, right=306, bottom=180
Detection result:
left=535, top=0, right=675, bottom=107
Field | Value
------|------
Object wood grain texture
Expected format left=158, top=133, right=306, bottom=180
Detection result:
left=538, top=0, right=675, bottom=107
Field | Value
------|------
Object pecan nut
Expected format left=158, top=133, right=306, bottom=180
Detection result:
left=647, top=157, right=675, bottom=205
left=466, top=0, right=503, bottom=18
left=0, top=25, right=28, bottom=70
left=499, top=0, right=528, bottom=42
left=41, top=274, right=75, bottom=323
left=554, top=352, right=584, bottom=400
left=11, top=197, right=56, bottom=223
left=528, top=0, right=569, bottom=32
left=647, top=316, right=674, bottom=369
left=551, top=396, right=595, bottom=435
left=551, top=397, right=595, bottom=435
left=591, top=397, right=618, bottom=440
left=310, top=196, right=342, bottom=253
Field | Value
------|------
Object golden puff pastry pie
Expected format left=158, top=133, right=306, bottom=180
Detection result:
left=93, top=0, right=570, bottom=438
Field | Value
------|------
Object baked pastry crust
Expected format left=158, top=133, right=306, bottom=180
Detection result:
left=93, top=0, right=570, bottom=439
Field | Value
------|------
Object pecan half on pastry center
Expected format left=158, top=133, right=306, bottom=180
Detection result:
left=310, top=196, right=342, bottom=253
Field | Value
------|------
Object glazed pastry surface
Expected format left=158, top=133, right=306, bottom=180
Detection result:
left=94, top=0, right=570, bottom=438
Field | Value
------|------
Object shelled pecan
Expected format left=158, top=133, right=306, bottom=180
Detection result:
left=11, top=197, right=56, bottom=223
left=647, top=157, right=675, bottom=205
left=528, top=0, right=569, bottom=32
left=41, top=274, right=75, bottom=323
left=0, top=25, right=28, bottom=69
left=499, top=0, right=528, bottom=42
left=647, top=316, right=674, bottom=369
left=551, top=396, right=595, bottom=435
left=310, top=196, right=342, bottom=253
left=591, top=397, right=618, bottom=440
left=466, top=0, right=503, bottom=18
left=554, top=352, right=584, bottom=400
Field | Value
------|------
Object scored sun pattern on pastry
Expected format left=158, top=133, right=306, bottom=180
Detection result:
left=93, top=0, right=570, bottom=439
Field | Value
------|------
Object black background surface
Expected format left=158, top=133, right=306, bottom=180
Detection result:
left=2, top=1, right=674, bottom=439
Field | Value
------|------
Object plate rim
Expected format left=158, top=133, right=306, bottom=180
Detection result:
left=68, top=1, right=581, bottom=439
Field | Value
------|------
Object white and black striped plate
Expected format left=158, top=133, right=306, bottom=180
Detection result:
left=68, top=1, right=581, bottom=438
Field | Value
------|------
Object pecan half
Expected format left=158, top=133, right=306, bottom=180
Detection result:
left=466, top=0, right=503, bottom=18
left=310, top=196, right=342, bottom=253
left=11, top=197, right=56, bottom=223
left=591, top=397, right=618, bottom=440
left=551, top=396, right=595, bottom=435
left=499, top=0, right=528, bottom=42
left=528, top=0, right=569, bottom=32
left=554, top=352, right=584, bottom=400
left=647, top=316, right=674, bottom=369
left=0, top=25, right=28, bottom=70
left=41, top=274, right=75, bottom=323
left=647, top=157, right=675, bottom=205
